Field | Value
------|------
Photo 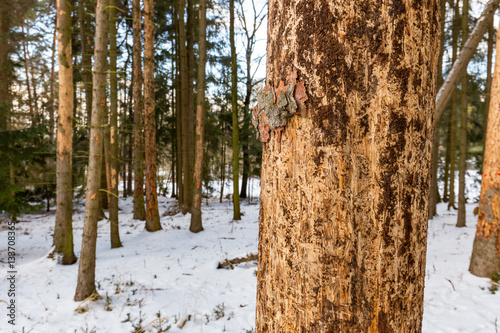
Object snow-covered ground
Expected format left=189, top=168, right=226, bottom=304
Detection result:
left=1, top=173, right=499, bottom=332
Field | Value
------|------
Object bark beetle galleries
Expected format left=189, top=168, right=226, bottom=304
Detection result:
left=252, top=69, right=308, bottom=142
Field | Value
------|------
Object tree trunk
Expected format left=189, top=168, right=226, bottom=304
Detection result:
left=185, top=0, right=195, bottom=212
left=190, top=0, right=206, bottom=233
left=175, top=25, right=183, bottom=204
left=107, top=0, right=122, bottom=247
left=435, top=0, right=500, bottom=121
left=469, top=18, right=500, bottom=278
left=132, top=0, right=146, bottom=221
left=21, top=22, right=35, bottom=126
left=53, top=0, right=77, bottom=266
left=80, top=0, right=93, bottom=130
left=74, top=0, right=108, bottom=301
left=429, top=0, right=447, bottom=219
left=482, top=18, right=495, bottom=159
left=178, top=0, right=190, bottom=214
left=230, top=0, right=241, bottom=220
left=448, top=0, right=459, bottom=211
left=144, top=0, right=161, bottom=231
left=256, top=1, right=439, bottom=331
left=49, top=11, right=57, bottom=143
left=457, top=0, right=469, bottom=227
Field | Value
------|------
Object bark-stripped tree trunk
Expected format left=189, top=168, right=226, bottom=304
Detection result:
left=143, top=0, right=161, bottom=231
left=457, top=0, right=469, bottom=227
left=132, top=0, right=146, bottom=221
left=74, top=0, right=108, bottom=301
left=54, top=0, right=77, bottom=266
left=256, top=1, right=439, bottom=331
left=469, top=18, right=500, bottom=278
left=178, top=0, right=189, bottom=214
left=107, top=0, right=122, bottom=247
left=190, top=0, right=206, bottom=233
left=230, top=0, right=241, bottom=221
left=435, top=0, right=500, bottom=121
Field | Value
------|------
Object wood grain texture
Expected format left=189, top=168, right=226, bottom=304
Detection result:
left=256, top=1, right=439, bottom=331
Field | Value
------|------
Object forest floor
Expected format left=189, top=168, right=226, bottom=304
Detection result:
left=0, top=176, right=499, bottom=332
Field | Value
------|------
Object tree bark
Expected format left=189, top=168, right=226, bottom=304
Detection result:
left=49, top=10, right=57, bottom=143
left=21, top=21, right=35, bottom=126
left=429, top=0, right=447, bottom=218
left=185, top=0, right=195, bottom=212
left=107, top=0, right=122, bottom=247
left=132, top=0, right=146, bottom=221
left=190, top=0, right=206, bottom=233
left=230, top=0, right=241, bottom=220
left=435, top=0, right=500, bottom=122
left=80, top=0, right=93, bottom=131
left=482, top=18, right=495, bottom=158
left=256, top=1, right=439, bottom=331
left=74, top=0, right=108, bottom=301
left=457, top=0, right=469, bottom=227
left=54, top=0, right=77, bottom=266
left=469, top=18, right=500, bottom=278
left=178, top=0, right=190, bottom=214
left=448, top=0, right=459, bottom=211
left=144, top=0, right=161, bottom=231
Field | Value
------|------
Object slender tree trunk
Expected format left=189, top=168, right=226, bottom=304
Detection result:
left=230, top=0, right=241, bottom=220
left=256, top=1, right=439, bottom=331
left=178, top=0, right=190, bottom=214
left=49, top=10, right=57, bottom=143
left=457, top=0, right=469, bottom=227
left=443, top=134, right=450, bottom=202
left=21, top=22, right=35, bottom=126
left=53, top=0, right=77, bottom=266
left=80, top=0, right=93, bottom=130
left=469, top=18, right=500, bottom=277
left=144, top=0, right=161, bottom=231
left=132, top=0, right=146, bottom=220
left=175, top=26, right=183, bottom=203
left=220, top=131, right=225, bottom=203
left=240, top=48, right=252, bottom=200
left=448, top=0, right=459, bottom=211
left=435, top=0, right=500, bottom=121
left=107, top=0, right=122, bottom=247
left=482, top=18, right=495, bottom=158
left=185, top=0, right=195, bottom=212
left=429, top=0, right=447, bottom=218
left=190, top=0, right=206, bottom=233
left=74, top=0, right=108, bottom=301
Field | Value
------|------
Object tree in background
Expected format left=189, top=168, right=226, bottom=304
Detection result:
left=469, top=17, right=500, bottom=278
left=74, top=0, right=109, bottom=301
left=237, top=0, right=266, bottom=200
left=190, top=0, right=207, bottom=233
left=230, top=0, right=241, bottom=220
left=255, top=0, right=439, bottom=331
left=457, top=0, right=469, bottom=227
left=132, top=0, right=146, bottom=221
left=53, top=0, right=77, bottom=265
left=107, top=0, right=123, bottom=247
left=143, top=0, right=161, bottom=231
